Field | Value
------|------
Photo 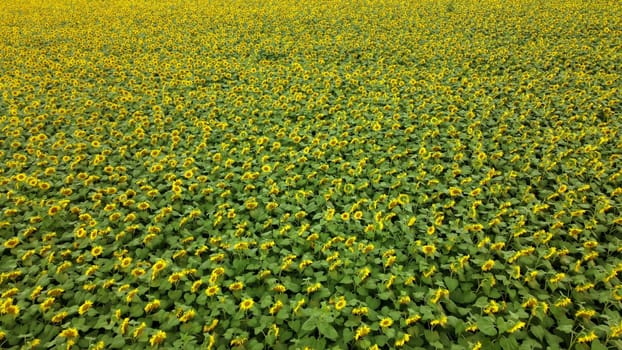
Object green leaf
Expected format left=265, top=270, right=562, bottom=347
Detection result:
left=557, top=323, right=574, bottom=334
left=162, top=317, right=180, bottom=331
left=544, top=332, right=564, bottom=347
left=424, top=329, right=440, bottom=343
left=301, top=317, right=317, bottom=331
left=476, top=316, right=497, bottom=336
left=378, top=291, right=392, bottom=300
left=247, top=340, right=264, bottom=350
left=590, top=340, right=608, bottom=350
left=530, top=325, right=546, bottom=341
left=444, top=277, right=459, bottom=292
left=130, top=304, right=144, bottom=318
left=452, top=290, right=477, bottom=304
left=168, top=290, right=182, bottom=300
left=317, top=322, right=338, bottom=340
left=184, top=293, right=196, bottom=304
left=109, top=335, right=126, bottom=349
left=474, top=297, right=489, bottom=308
left=499, top=336, right=520, bottom=350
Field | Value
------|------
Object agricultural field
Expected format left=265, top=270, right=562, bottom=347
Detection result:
left=0, top=0, right=621, bottom=349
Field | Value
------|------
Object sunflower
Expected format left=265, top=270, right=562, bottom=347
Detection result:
left=239, top=298, right=254, bottom=311
left=335, top=297, right=347, bottom=310
left=575, top=309, right=596, bottom=319
left=3, top=303, right=20, bottom=317
left=245, top=199, right=258, bottom=210
left=59, top=328, right=79, bottom=338
left=576, top=331, right=598, bottom=344
left=78, top=300, right=93, bottom=315
left=265, top=202, right=279, bottom=210
left=399, top=295, right=411, bottom=304
left=191, top=280, right=203, bottom=293
left=131, top=268, right=146, bottom=278
left=422, top=244, right=436, bottom=256
left=395, top=333, right=411, bottom=347
left=269, top=300, right=283, bottom=315
left=51, top=311, right=68, bottom=323
left=448, top=187, right=462, bottom=196
left=137, top=202, right=150, bottom=210
left=272, top=284, right=286, bottom=293
left=379, top=317, right=393, bottom=328
left=120, top=257, right=132, bottom=268
left=47, top=205, right=61, bottom=216
left=179, top=309, right=196, bottom=323
left=405, top=315, right=421, bottom=325
left=3, top=237, right=19, bottom=249
left=132, top=322, right=146, bottom=338
left=149, top=330, right=166, bottom=347
left=481, top=259, right=495, bottom=272
left=228, top=281, right=244, bottom=291
left=205, top=285, right=220, bottom=297
left=152, top=260, right=167, bottom=272
left=168, top=272, right=184, bottom=284
left=91, top=246, right=103, bottom=257
left=354, top=325, right=370, bottom=340
left=203, top=319, right=219, bottom=333
left=507, top=321, right=526, bottom=334
left=306, top=283, right=321, bottom=294
left=39, top=297, right=55, bottom=312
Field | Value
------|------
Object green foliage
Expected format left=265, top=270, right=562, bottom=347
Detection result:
left=0, top=0, right=621, bottom=349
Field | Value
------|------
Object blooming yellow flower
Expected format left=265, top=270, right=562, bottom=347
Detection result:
left=152, top=260, right=167, bottom=273
left=395, top=333, right=410, bottom=347
left=355, top=325, right=371, bottom=340
left=3, top=237, right=20, bottom=249
left=78, top=300, right=93, bottom=315
left=40, top=297, right=55, bottom=312
left=91, top=246, right=103, bottom=257
left=144, top=299, right=160, bottom=313
left=120, top=257, right=132, bottom=268
left=59, top=328, right=79, bottom=338
left=448, top=187, right=462, bottom=196
left=48, top=205, right=61, bottom=216
left=272, top=284, right=287, bottom=293
left=230, top=337, right=247, bottom=347
left=406, top=315, right=421, bottom=326
left=335, top=297, right=347, bottom=310
left=507, top=321, right=526, bottom=333
left=306, top=283, right=322, bottom=294
left=430, top=315, right=448, bottom=327
left=149, top=330, right=166, bottom=347
left=205, top=285, right=220, bottom=297
left=422, top=244, right=436, bottom=256
left=228, top=281, right=244, bottom=291
left=576, top=309, right=596, bottom=319
left=133, top=322, right=147, bottom=338
left=179, top=309, right=196, bottom=323
left=577, top=331, right=598, bottom=343
left=379, top=317, right=393, bottom=328
left=352, top=307, right=369, bottom=316
left=240, top=298, right=254, bottom=311
left=203, top=319, right=219, bottom=333
left=481, top=259, right=495, bottom=271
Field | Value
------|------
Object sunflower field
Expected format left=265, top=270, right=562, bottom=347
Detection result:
left=0, top=0, right=621, bottom=349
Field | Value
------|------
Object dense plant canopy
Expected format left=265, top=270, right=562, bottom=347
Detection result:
left=0, top=0, right=621, bottom=349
